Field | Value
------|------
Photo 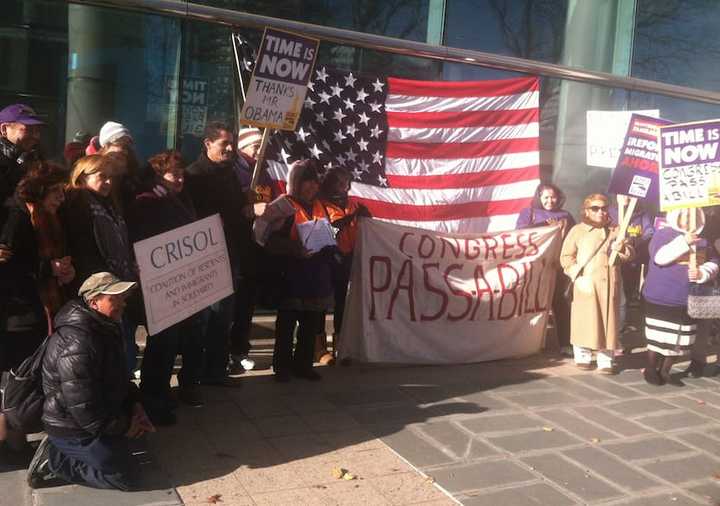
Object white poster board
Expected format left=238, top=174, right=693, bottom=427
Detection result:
left=587, top=109, right=660, bottom=168
left=240, top=27, right=319, bottom=130
left=134, top=214, right=233, bottom=335
left=338, top=219, right=563, bottom=364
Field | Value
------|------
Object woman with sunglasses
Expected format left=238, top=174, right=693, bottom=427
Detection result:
left=517, top=183, right=575, bottom=355
left=560, top=193, right=634, bottom=373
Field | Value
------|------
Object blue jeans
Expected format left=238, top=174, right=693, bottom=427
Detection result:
left=48, top=435, right=137, bottom=491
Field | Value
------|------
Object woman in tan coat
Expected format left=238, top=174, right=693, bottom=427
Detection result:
left=560, top=193, right=634, bottom=373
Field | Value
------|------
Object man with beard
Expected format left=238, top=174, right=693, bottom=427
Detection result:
left=185, top=122, right=254, bottom=385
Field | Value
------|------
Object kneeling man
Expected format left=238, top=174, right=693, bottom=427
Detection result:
left=28, top=272, right=154, bottom=490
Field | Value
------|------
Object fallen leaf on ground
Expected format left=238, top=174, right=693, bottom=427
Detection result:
left=332, top=467, right=347, bottom=479
left=591, top=438, right=601, bottom=443
left=698, top=400, right=706, bottom=405
left=426, top=477, right=435, bottom=484
left=343, top=472, right=357, bottom=480
left=542, top=427, right=554, bottom=432
left=207, top=494, right=222, bottom=504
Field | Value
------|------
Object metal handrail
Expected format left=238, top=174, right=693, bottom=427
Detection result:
left=66, top=0, right=720, bottom=105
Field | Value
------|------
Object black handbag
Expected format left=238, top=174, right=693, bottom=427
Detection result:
left=687, top=279, right=720, bottom=319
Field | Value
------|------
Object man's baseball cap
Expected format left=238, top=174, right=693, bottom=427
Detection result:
left=0, top=104, right=45, bottom=125
left=78, top=272, right=137, bottom=302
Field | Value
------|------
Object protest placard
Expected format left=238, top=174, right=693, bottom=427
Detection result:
left=587, top=110, right=659, bottom=168
left=338, top=219, right=562, bottom=364
left=134, top=214, right=233, bottom=335
left=607, top=114, right=671, bottom=200
left=658, top=119, right=720, bottom=211
left=240, top=27, right=319, bottom=130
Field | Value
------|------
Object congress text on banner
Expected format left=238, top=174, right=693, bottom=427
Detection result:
left=134, top=214, right=234, bottom=335
left=659, top=119, right=720, bottom=211
left=338, top=219, right=562, bottom=364
left=240, top=27, right=319, bottom=130
left=607, top=114, right=672, bottom=200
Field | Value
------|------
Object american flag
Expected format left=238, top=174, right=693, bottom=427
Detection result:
left=263, top=67, right=540, bottom=233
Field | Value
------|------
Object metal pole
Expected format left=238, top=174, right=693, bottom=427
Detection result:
left=66, top=0, right=720, bottom=105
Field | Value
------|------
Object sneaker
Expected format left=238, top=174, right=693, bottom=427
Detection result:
left=179, top=387, right=204, bottom=408
left=27, top=437, right=56, bottom=488
left=228, top=355, right=255, bottom=374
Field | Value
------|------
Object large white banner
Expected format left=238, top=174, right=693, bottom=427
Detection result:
left=339, top=219, right=563, bottom=364
left=134, top=214, right=233, bottom=335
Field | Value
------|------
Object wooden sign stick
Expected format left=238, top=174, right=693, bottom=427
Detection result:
left=689, top=208, right=698, bottom=270
left=609, top=196, right=637, bottom=265
left=249, top=128, right=271, bottom=193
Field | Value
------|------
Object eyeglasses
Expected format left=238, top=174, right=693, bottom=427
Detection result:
left=587, top=205, right=608, bottom=212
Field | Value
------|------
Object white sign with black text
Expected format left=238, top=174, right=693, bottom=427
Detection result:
left=134, top=214, right=233, bottom=335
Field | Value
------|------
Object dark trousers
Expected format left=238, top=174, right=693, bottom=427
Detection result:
left=552, top=274, right=571, bottom=348
left=332, top=256, right=352, bottom=336
left=48, top=435, right=136, bottom=491
left=273, top=310, right=323, bottom=374
left=200, top=293, right=235, bottom=381
left=230, top=276, right=255, bottom=357
left=140, top=312, right=204, bottom=402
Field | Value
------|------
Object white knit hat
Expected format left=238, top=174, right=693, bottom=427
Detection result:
left=237, top=127, right=262, bottom=151
left=99, top=121, right=132, bottom=147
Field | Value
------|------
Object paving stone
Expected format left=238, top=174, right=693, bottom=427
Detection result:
left=678, top=432, right=720, bottom=456
left=629, top=381, right=702, bottom=396
left=0, top=469, right=29, bottom=506
left=536, top=409, right=617, bottom=441
left=498, top=390, right=583, bottom=409
left=667, top=395, right=720, bottom=420
left=34, top=486, right=181, bottom=506
left=253, top=414, right=313, bottom=438
left=482, top=379, right=554, bottom=394
left=642, top=454, right=720, bottom=483
left=420, top=421, right=497, bottom=460
left=468, top=439, right=499, bottom=459
left=563, top=446, right=661, bottom=492
left=428, top=459, right=536, bottom=493
left=613, top=493, right=705, bottom=505
left=637, top=410, right=712, bottom=431
left=572, top=406, right=652, bottom=437
left=605, top=398, right=678, bottom=418
left=603, top=437, right=694, bottom=461
left=455, top=392, right=516, bottom=412
left=687, top=391, right=720, bottom=408
left=379, top=428, right=456, bottom=468
left=461, top=483, right=576, bottom=506
left=543, top=376, right=616, bottom=401
left=572, top=375, right=643, bottom=398
left=607, top=369, right=645, bottom=384
left=459, top=413, right=542, bottom=434
left=487, top=428, right=582, bottom=453
left=686, top=480, right=720, bottom=503
left=522, top=453, right=625, bottom=502
left=326, top=388, right=409, bottom=406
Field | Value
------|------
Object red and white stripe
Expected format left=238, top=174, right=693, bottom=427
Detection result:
left=350, top=76, right=540, bottom=233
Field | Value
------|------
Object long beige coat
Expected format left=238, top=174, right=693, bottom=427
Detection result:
left=560, top=223, right=634, bottom=350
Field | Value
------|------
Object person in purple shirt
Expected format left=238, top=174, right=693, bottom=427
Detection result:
left=642, top=207, right=719, bottom=386
left=517, top=183, right=575, bottom=355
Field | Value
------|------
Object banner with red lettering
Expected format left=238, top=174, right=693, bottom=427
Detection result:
left=338, top=219, right=562, bottom=364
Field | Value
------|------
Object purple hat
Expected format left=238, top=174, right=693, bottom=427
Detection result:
left=0, top=104, right=45, bottom=125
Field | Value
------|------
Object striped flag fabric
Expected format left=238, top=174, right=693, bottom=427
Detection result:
left=263, top=68, right=540, bottom=233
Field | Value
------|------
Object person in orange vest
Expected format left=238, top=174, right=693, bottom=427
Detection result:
left=264, top=160, right=336, bottom=382
left=319, top=168, right=369, bottom=359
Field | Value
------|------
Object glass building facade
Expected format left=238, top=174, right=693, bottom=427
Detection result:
left=4, top=0, right=720, bottom=211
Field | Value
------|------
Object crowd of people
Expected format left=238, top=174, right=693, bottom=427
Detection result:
left=0, top=101, right=718, bottom=491
left=0, top=104, right=362, bottom=490
left=518, top=184, right=720, bottom=383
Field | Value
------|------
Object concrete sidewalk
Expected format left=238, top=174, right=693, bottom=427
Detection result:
left=4, top=333, right=720, bottom=505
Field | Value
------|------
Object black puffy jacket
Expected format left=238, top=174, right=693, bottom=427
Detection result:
left=41, top=299, right=139, bottom=439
